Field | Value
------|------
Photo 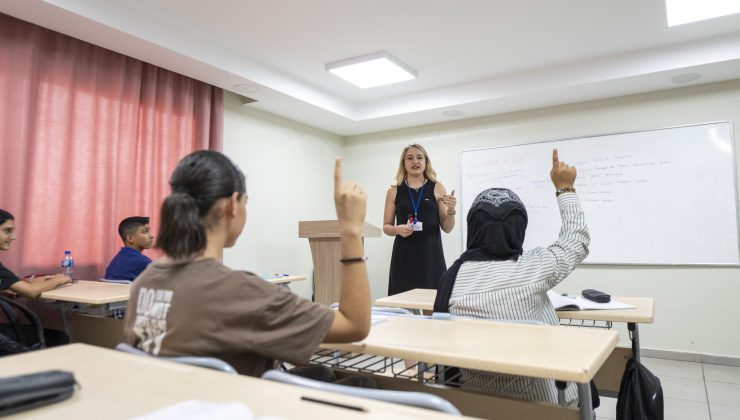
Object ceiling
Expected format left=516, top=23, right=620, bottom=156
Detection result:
left=4, top=0, right=740, bottom=136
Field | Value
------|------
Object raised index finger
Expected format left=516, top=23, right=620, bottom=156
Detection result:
left=552, top=148, right=559, bottom=167
left=334, top=157, right=343, bottom=192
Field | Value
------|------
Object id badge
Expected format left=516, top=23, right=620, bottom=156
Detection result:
left=413, top=221, right=423, bottom=231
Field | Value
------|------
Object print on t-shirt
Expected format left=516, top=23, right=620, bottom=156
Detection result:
left=133, top=287, right=173, bottom=355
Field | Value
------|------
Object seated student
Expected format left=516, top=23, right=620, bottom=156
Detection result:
left=434, top=149, right=589, bottom=406
left=103, top=216, right=153, bottom=281
left=0, top=209, right=71, bottom=349
left=123, top=151, right=371, bottom=377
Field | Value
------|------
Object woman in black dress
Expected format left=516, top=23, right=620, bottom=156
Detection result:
left=383, top=144, right=457, bottom=295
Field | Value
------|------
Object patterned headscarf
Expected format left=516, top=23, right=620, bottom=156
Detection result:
left=466, top=188, right=528, bottom=259
left=434, top=188, right=528, bottom=312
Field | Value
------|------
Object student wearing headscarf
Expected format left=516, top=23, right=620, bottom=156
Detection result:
left=434, top=149, right=589, bottom=406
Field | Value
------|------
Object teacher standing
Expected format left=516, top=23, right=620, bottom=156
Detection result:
left=383, top=144, right=456, bottom=295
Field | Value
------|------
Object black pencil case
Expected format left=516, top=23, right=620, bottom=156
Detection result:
left=0, top=370, right=77, bottom=416
left=582, top=289, right=611, bottom=303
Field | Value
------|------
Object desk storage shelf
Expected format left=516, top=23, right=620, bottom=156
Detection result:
left=559, top=318, right=613, bottom=329
left=310, top=349, right=537, bottom=399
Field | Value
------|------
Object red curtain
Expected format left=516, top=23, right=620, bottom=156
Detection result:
left=0, top=13, right=223, bottom=279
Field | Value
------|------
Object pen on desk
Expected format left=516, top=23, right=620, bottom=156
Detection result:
left=300, top=396, right=366, bottom=412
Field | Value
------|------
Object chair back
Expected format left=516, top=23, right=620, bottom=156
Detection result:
left=115, top=343, right=237, bottom=374
left=329, top=303, right=414, bottom=316
left=261, top=369, right=460, bottom=415
left=0, top=296, right=45, bottom=356
left=370, top=306, right=413, bottom=315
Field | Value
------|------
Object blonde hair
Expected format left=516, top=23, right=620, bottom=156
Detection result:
left=394, top=143, right=438, bottom=186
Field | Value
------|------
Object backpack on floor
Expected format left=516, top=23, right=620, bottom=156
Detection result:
left=616, top=357, right=664, bottom=420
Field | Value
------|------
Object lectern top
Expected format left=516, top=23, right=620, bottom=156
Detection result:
left=298, top=220, right=381, bottom=238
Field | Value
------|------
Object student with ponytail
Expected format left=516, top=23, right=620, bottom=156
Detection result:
left=124, top=151, right=371, bottom=376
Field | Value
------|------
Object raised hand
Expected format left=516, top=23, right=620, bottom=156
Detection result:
left=549, top=148, right=577, bottom=190
left=334, top=157, right=367, bottom=235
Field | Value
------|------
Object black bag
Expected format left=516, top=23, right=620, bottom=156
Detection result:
left=0, top=295, right=46, bottom=356
left=616, top=357, right=664, bottom=420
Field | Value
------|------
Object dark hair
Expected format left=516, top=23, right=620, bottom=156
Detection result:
left=0, top=209, right=14, bottom=225
left=118, top=216, right=150, bottom=242
left=156, top=150, right=246, bottom=259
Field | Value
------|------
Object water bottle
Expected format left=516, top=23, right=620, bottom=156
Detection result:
left=61, top=250, right=75, bottom=281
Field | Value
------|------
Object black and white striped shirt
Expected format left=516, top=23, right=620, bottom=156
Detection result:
left=450, top=193, right=589, bottom=404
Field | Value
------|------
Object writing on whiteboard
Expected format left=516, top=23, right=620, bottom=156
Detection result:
left=460, top=122, right=739, bottom=265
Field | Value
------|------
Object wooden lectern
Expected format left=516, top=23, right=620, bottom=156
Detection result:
left=299, top=220, right=381, bottom=305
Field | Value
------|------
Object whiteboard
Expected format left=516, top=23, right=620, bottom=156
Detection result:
left=460, top=122, right=739, bottom=265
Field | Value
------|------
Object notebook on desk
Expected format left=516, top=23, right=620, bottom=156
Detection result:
left=548, top=290, right=635, bottom=311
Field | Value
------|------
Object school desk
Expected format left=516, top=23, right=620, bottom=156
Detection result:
left=37, top=276, right=306, bottom=348
left=41, top=275, right=306, bottom=323
left=35, top=280, right=130, bottom=348
left=373, top=288, right=655, bottom=395
left=320, top=316, right=618, bottom=420
left=41, top=280, right=130, bottom=316
left=0, top=343, right=467, bottom=420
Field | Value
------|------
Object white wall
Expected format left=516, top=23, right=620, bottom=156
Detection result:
left=222, top=81, right=740, bottom=359
left=343, top=80, right=740, bottom=359
left=222, top=92, right=343, bottom=300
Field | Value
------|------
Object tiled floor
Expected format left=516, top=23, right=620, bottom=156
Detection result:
left=595, top=357, right=740, bottom=420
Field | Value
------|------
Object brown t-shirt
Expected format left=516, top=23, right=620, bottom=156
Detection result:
left=123, top=258, right=335, bottom=377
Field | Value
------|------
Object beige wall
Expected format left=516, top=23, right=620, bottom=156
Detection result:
left=343, top=80, right=740, bottom=359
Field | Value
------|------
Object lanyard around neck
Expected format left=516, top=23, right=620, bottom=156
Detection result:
left=406, top=180, right=425, bottom=224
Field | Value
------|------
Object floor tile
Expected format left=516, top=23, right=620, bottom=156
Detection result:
left=706, top=381, right=740, bottom=407
left=703, top=363, right=740, bottom=385
left=710, top=403, right=740, bottom=420
left=659, top=376, right=707, bottom=402
left=594, top=396, right=616, bottom=419
left=640, top=357, right=703, bottom=380
left=663, top=397, right=710, bottom=420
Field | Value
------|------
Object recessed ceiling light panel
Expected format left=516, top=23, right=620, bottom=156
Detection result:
left=666, top=0, right=740, bottom=26
left=326, top=51, right=417, bottom=89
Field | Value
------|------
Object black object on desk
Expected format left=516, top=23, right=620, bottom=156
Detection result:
left=0, top=370, right=77, bottom=416
left=582, top=289, right=611, bottom=303
left=300, top=395, right=366, bottom=412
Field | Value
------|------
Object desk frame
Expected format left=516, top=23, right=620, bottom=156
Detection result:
left=35, top=280, right=131, bottom=348
left=319, top=316, right=617, bottom=420
left=311, top=351, right=596, bottom=420
left=555, top=295, right=653, bottom=363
